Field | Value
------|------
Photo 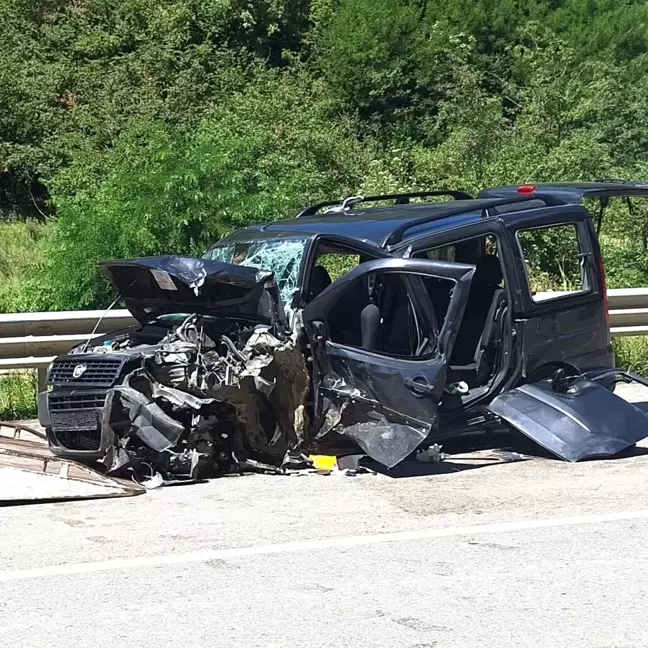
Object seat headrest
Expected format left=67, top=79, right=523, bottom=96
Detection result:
left=473, top=255, right=502, bottom=288
left=307, top=265, right=332, bottom=301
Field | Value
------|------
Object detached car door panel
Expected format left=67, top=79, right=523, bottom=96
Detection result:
left=303, top=258, right=474, bottom=467
left=488, top=371, right=648, bottom=462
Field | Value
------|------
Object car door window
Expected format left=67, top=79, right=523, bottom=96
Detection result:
left=307, top=252, right=361, bottom=303
left=421, top=245, right=457, bottom=262
left=325, top=271, right=447, bottom=358
left=307, top=240, right=382, bottom=303
left=415, top=234, right=502, bottom=327
left=316, top=253, right=361, bottom=281
left=517, top=223, right=590, bottom=302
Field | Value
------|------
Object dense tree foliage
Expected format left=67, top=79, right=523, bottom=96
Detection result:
left=2, top=0, right=648, bottom=309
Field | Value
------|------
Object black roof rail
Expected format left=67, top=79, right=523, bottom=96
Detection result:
left=383, top=195, right=545, bottom=248
left=594, top=178, right=638, bottom=185
left=295, top=190, right=474, bottom=218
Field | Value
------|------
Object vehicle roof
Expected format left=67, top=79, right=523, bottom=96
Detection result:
left=220, top=197, right=547, bottom=249
left=479, top=181, right=648, bottom=204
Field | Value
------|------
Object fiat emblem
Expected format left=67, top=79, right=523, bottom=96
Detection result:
left=72, top=363, right=87, bottom=379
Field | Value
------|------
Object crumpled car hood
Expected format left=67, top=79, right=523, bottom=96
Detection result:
left=100, top=255, right=284, bottom=326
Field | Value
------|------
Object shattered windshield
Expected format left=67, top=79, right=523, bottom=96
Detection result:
left=205, top=238, right=307, bottom=313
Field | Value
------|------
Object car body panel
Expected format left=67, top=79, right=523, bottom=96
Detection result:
left=479, top=181, right=648, bottom=204
left=488, top=375, right=648, bottom=461
left=212, top=198, right=537, bottom=249
left=100, top=255, right=284, bottom=325
left=395, top=207, right=614, bottom=379
left=499, top=206, right=613, bottom=378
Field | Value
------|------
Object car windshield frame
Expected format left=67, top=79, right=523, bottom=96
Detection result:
left=203, top=235, right=310, bottom=314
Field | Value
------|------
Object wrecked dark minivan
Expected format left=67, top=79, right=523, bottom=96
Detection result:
left=38, top=187, right=648, bottom=479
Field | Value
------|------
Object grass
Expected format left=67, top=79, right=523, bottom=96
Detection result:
left=613, top=337, right=648, bottom=376
left=0, top=221, right=42, bottom=420
left=0, top=371, right=37, bottom=420
left=0, top=218, right=48, bottom=312
left=0, top=219, right=44, bottom=281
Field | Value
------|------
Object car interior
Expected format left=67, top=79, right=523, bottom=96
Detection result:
left=305, top=236, right=509, bottom=392
left=413, top=235, right=508, bottom=390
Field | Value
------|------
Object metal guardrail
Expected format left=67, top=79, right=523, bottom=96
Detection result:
left=1, top=290, right=648, bottom=372
left=0, top=309, right=135, bottom=337
left=0, top=310, right=136, bottom=377
left=608, top=288, right=648, bottom=336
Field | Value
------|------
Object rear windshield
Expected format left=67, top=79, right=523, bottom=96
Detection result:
left=205, top=238, right=307, bottom=312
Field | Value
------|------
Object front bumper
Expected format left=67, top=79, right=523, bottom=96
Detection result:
left=39, top=389, right=115, bottom=460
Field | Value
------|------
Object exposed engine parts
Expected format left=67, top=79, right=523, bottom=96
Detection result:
left=96, top=314, right=309, bottom=484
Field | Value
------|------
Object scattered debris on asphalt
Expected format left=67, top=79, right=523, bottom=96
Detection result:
left=415, top=444, right=444, bottom=463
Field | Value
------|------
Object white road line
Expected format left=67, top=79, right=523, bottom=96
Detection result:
left=3, top=508, right=648, bottom=582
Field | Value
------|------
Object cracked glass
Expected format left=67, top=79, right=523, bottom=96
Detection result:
left=205, top=238, right=307, bottom=313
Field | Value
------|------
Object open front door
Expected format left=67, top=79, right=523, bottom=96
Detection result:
left=303, top=258, right=474, bottom=467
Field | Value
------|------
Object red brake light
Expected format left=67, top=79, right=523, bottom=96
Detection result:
left=598, top=255, right=610, bottom=325
left=517, top=184, right=537, bottom=194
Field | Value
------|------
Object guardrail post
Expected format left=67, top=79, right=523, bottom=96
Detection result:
left=37, top=367, right=47, bottom=393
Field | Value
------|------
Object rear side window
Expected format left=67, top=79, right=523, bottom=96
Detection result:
left=421, top=245, right=456, bottom=262
left=517, top=223, right=589, bottom=302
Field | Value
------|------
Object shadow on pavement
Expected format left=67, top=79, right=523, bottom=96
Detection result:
left=365, top=446, right=533, bottom=479
left=363, top=425, right=648, bottom=478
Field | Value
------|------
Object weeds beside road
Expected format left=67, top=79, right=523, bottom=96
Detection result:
left=0, top=371, right=36, bottom=420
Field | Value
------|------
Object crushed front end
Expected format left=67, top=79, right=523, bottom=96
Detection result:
left=39, top=255, right=310, bottom=482
left=41, top=353, right=142, bottom=460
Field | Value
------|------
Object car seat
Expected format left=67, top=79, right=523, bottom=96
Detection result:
left=448, top=255, right=505, bottom=385
left=307, top=265, right=332, bottom=302
left=361, top=303, right=383, bottom=351
left=379, top=275, right=416, bottom=355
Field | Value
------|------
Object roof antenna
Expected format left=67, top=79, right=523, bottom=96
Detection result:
left=81, top=293, right=122, bottom=353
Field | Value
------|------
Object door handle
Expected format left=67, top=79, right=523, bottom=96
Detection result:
left=405, top=377, right=436, bottom=396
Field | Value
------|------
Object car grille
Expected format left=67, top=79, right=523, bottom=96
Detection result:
left=51, top=426, right=101, bottom=451
left=49, top=393, right=107, bottom=410
left=48, top=391, right=107, bottom=451
left=48, top=358, right=123, bottom=387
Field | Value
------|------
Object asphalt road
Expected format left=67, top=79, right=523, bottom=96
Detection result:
left=3, top=385, right=648, bottom=648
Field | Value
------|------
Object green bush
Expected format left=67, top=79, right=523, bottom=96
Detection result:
left=0, top=219, right=50, bottom=312
left=0, top=371, right=37, bottom=420
left=40, top=72, right=396, bottom=309
left=3, top=0, right=648, bottom=318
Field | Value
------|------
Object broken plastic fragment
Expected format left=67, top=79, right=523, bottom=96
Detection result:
left=444, top=381, right=469, bottom=395
left=309, top=454, right=338, bottom=471
left=415, top=444, right=444, bottom=463
left=103, top=386, right=185, bottom=452
left=341, top=412, right=428, bottom=469
left=140, top=472, right=165, bottom=489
